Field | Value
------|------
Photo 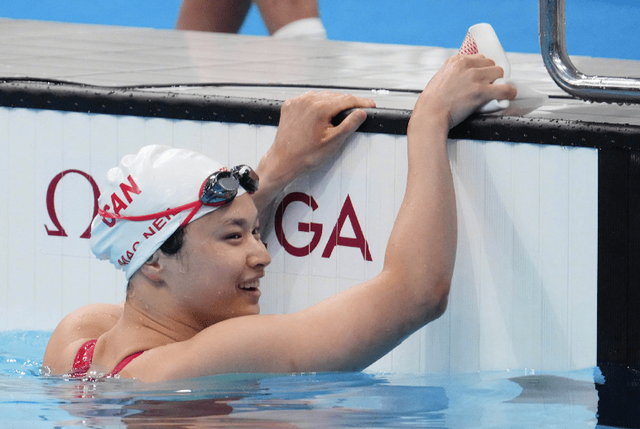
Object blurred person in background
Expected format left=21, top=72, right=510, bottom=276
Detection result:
left=176, top=0, right=327, bottom=39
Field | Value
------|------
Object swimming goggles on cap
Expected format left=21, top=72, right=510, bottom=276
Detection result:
left=201, top=165, right=258, bottom=205
left=98, top=165, right=259, bottom=228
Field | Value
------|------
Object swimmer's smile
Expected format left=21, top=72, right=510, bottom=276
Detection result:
left=238, top=279, right=261, bottom=298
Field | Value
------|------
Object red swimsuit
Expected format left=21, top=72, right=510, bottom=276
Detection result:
left=70, top=340, right=143, bottom=378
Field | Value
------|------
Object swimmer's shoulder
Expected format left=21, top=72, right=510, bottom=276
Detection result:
left=116, top=313, right=307, bottom=382
left=43, top=302, right=124, bottom=374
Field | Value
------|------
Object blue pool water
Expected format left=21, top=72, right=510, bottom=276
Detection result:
left=4, top=330, right=640, bottom=428
left=1, top=0, right=639, bottom=60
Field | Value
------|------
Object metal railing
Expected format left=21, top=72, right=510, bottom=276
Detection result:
left=539, top=0, right=640, bottom=103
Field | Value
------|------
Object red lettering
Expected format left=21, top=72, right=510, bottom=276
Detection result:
left=101, top=204, right=116, bottom=227
left=322, top=195, right=372, bottom=261
left=111, top=194, right=127, bottom=215
left=275, top=192, right=323, bottom=257
left=44, top=169, right=101, bottom=239
left=274, top=192, right=372, bottom=262
left=120, top=175, right=141, bottom=203
left=118, top=242, right=140, bottom=266
left=153, top=217, right=167, bottom=231
left=143, top=226, right=157, bottom=239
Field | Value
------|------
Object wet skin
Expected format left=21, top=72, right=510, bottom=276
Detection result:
left=155, top=194, right=272, bottom=330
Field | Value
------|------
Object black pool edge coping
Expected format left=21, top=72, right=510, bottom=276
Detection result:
left=0, top=79, right=639, bottom=151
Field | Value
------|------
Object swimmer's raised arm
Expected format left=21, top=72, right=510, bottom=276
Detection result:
left=252, top=91, right=376, bottom=233
left=124, top=55, right=516, bottom=381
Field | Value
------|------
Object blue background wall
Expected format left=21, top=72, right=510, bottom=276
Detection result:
left=1, top=0, right=638, bottom=60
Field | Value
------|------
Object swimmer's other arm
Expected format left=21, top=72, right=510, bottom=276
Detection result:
left=250, top=91, right=376, bottom=235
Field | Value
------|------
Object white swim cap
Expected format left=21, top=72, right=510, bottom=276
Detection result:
left=90, top=145, right=255, bottom=280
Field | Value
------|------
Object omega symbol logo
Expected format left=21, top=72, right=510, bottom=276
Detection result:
left=44, top=169, right=100, bottom=239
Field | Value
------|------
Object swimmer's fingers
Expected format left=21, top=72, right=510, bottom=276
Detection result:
left=460, top=53, right=497, bottom=66
left=414, top=55, right=517, bottom=128
left=293, top=91, right=375, bottom=115
left=319, top=93, right=375, bottom=140
left=491, top=79, right=518, bottom=101
left=469, top=66, right=518, bottom=104
left=263, top=91, right=374, bottom=186
left=460, top=55, right=517, bottom=100
left=332, top=104, right=370, bottom=136
left=311, top=91, right=376, bottom=111
left=299, top=91, right=374, bottom=148
left=330, top=94, right=377, bottom=113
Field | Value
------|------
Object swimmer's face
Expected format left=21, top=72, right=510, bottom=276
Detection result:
left=162, top=194, right=271, bottom=328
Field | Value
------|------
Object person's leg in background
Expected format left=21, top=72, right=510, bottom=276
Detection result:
left=176, top=0, right=326, bottom=39
left=176, top=0, right=252, bottom=33
left=255, top=0, right=326, bottom=38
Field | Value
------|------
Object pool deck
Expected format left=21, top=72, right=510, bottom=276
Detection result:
left=1, top=18, right=639, bottom=127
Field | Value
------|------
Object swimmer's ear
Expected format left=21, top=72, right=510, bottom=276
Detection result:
left=146, top=250, right=160, bottom=265
left=139, top=250, right=163, bottom=282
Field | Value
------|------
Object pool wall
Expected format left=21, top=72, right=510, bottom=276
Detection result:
left=0, top=102, right=598, bottom=373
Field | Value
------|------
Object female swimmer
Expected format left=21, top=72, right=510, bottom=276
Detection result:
left=43, top=55, right=516, bottom=381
